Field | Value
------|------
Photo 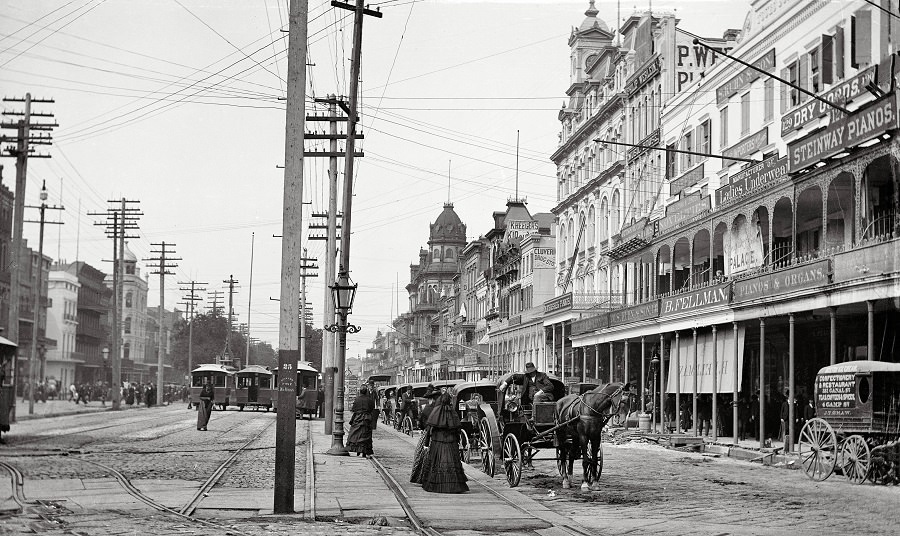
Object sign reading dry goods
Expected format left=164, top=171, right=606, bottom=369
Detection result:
left=544, top=292, right=572, bottom=314
left=660, top=282, right=730, bottom=316
left=723, top=127, right=768, bottom=162
left=715, top=156, right=789, bottom=206
left=716, top=49, right=776, bottom=105
left=609, top=300, right=659, bottom=327
left=816, top=365, right=860, bottom=418
left=780, top=65, right=877, bottom=136
left=788, top=93, right=899, bottom=173
left=732, top=260, right=830, bottom=303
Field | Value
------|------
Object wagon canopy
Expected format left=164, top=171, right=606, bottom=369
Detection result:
left=818, top=360, right=900, bottom=375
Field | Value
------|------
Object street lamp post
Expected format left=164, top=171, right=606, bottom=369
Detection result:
left=650, top=351, right=660, bottom=433
left=102, top=347, right=109, bottom=385
left=324, top=272, right=360, bottom=456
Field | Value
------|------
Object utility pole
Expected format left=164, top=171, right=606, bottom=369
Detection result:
left=23, top=181, right=63, bottom=414
left=1, top=93, right=55, bottom=421
left=208, top=290, right=224, bottom=317
left=146, top=242, right=180, bottom=406
left=327, top=0, right=382, bottom=457
left=299, top=249, right=318, bottom=367
left=246, top=233, right=255, bottom=366
left=89, top=200, right=141, bottom=410
left=223, top=274, right=240, bottom=367
left=179, top=281, right=206, bottom=380
left=274, top=0, right=309, bottom=515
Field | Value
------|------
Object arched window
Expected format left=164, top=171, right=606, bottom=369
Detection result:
left=445, top=248, right=454, bottom=259
left=611, top=190, right=620, bottom=235
left=123, top=342, right=130, bottom=359
left=587, top=206, right=596, bottom=248
left=124, top=316, right=132, bottom=334
left=600, top=197, right=609, bottom=240
left=125, top=291, right=133, bottom=308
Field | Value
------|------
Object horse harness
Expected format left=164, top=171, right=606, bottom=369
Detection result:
left=576, top=384, right=626, bottom=421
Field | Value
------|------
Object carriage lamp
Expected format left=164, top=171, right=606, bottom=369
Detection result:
left=325, top=273, right=361, bottom=333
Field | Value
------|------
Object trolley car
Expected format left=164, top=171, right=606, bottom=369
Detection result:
left=234, top=365, right=274, bottom=411
left=798, top=360, right=900, bottom=484
left=271, top=361, right=320, bottom=418
left=190, top=364, right=237, bottom=410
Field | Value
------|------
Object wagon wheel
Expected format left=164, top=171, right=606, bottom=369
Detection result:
left=393, top=412, right=401, bottom=430
left=840, top=435, right=871, bottom=484
left=401, top=415, right=414, bottom=437
left=479, top=417, right=496, bottom=478
left=798, top=418, right=837, bottom=481
left=503, top=433, right=523, bottom=487
left=869, top=443, right=900, bottom=485
left=459, top=429, right=471, bottom=464
left=588, top=439, right=604, bottom=480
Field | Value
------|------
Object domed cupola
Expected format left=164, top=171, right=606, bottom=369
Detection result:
left=123, top=241, right=138, bottom=275
left=579, top=0, right=608, bottom=33
left=429, top=202, right=466, bottom=244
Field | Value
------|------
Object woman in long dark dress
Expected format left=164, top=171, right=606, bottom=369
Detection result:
left=347, top=385, right=376, bottom=457
left=421, top=392, right=468, bottom=494
left=197, top=381, right=214, bottom=431
left=410, top=385, right=439, bottom=484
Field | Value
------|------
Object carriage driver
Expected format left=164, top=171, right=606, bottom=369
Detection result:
left=500, top=362, right=555, bottom=405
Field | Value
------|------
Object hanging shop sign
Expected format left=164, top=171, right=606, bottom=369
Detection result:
left=655, top=192, right=711, bottom=236
left=625, top=57, right=660, bottom=96
left=788, top=93, right=899, bottom=173
left=544, top=292, right=573, bottom=314
left=716, top=49, right=776, bottom=105
left=660, top=282, right=730, bottom=317
left=715, top=156, right=789, bottom=206
left=533, top=248, right=556, bottom=269
left=670, top=162, right=704, bottom=195
left=731, top=259, right=830, bottom=304
left=723, top=127, right=768, bottom=163
left=608, top=300, right=659, bottom=327
left=780, top=65, right=877, bottom=136
left=832, top=240, right=899, bottom=282
left=570, top=314, right=609, bottom=336
left=627, top=129, right=660, bottom=162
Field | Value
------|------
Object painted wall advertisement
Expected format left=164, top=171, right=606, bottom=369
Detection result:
left=674, top=31, right=731, bottom=92
left=533, top=248, right=555, bottom=269
left=727, top=211, right=765, bottom=276
left=666, top=325, right=746, bottom=393
left=504, top=220, right=539, bottom=241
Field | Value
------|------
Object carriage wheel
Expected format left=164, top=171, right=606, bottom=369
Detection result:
left=798, top=418, right=837, bottom=481
left=588, top=439, right=604, bottom=480
left=841, top=435, right=871, bottom=484
left=868, top=443, right=899, bottom=485
left=479, top=417, right=495, bottom=478
left=459, top=429, right=471, bottom=464
left=401, top=415, right=414, bottom=437
left=503, top=433, right=523, bottom=488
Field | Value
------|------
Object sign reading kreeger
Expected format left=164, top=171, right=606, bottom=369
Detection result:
left=788, top=93, right=899, bottom=173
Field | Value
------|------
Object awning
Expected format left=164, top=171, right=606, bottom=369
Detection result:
left=0, top=336, right=18, bottom=348
left=666, top=326, right=746, bottom=394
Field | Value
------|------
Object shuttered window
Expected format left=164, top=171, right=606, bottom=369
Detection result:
left=720, top=107, right=728, bottom=148
left=852, top=11, right=872, bottom=68
left=764, top=79, right=774, bottom=121
left=799, top=53, right=809, bottom=102
left=822, top=34, right=834, bottom=85
left=835, top=26, right=845, bottom=79
left=741, top=92, right=751, bottom=135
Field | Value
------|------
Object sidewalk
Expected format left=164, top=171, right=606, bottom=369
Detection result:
left=10, top=398, right=160, bottom=421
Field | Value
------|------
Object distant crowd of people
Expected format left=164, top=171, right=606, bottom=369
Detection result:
left=20, top=379, right=190, bottom=408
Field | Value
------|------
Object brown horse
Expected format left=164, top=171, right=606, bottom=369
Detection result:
left=554, top=382, right=631, bottom=490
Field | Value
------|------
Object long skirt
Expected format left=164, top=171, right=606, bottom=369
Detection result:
left=410, top=430, right=429, bottom=484
left=197, top=398, right=212, bottom=430
left=346, top=411, right=373, bottom=455
left=421, top=428, right=468, bottom=494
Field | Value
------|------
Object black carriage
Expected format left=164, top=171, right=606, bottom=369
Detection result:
left=380, top=385, right=398, bottom=425
left=395, top=381, right=430, bottom=435
left=798, top=360, right=900, bottom=484
left=448, top=380, right=498, bottom=463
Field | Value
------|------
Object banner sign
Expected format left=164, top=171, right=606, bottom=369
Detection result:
left=723, top=127, right=768, bottom=162
left=656, top=192, right=711, bottom=236
left=660, top=282, right=730, bottom=316
left=780, top=65, right=877, bottom=136
left=789, top=93, right=899, bottom=173
left=727, top=212, right=765, bottom=276
left=715, top=156, right=789, bottom=206
left=608, top=300, right=659, bottom=327
left=716, top=49, right=776, bottom=105
left=571, top=314, right=609, bottom=335
left=732, top=260, right=830, bottom=303
left=626, top=58, right=660, bottom=96
left=627, top=129, right=660, bottom=162
left=666, top=325, right=746, bottom=393
left=670, top=163, right=704, bottom=195
left=505, top=220, right=539, bottom=242
left=544, top=293, right=573, bottom=314
left=533, top=247, right=555, bottom=268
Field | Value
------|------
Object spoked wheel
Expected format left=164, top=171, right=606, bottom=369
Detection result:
left=401, top=415, right=414, bottom=436
left=841, top=435, right=871, bottom=484
left=585, top=439, right=604, bottom=481
left=459, top=429, right=471, bottom=464
left=798, top=418, right=837, bottom=481
left=503, top=433, right=523, bottom=487
left=869, top=443, right=900, bottom=485
left=479, top=417, right=495, bottom=477
left=393, top=413, right=401, bottom=430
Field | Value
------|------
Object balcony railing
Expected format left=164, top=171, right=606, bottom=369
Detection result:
left=572, top=292, right=623, bottom=310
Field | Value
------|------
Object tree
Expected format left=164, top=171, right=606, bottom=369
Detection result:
left=172, top=313, right=248, bottom=374
left=302, top=323, right=323, bottom=373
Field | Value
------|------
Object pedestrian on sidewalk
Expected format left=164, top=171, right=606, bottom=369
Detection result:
left=410, top=385, right=440, bottom=484
left=346, top=384, right=375, bottom=457
left=69, top=383, right=77, bottom=403
left=316, top=386, right=324, bottom=418
left=197, top=381, right=214, bottom=431
left=421, top=392, right=468, bottom=494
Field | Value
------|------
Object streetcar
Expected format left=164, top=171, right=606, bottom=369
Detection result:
left=271, top=361, right=320, bottom=418
left=190, top=363, right=238, bottom=410
left=234, top=365, right=274, bottom=411
left=0, top=336, right=17, bottom=441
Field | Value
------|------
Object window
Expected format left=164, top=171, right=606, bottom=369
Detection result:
left=764, top=79, right=774, bottom=121
left=666, top=144, right=676, bottom=180
left=821, top=34, right=835, bottom=86
left=785, top=61, right=801, bottom=108
left=125, top=292, right=132, bottom=308
left=682, top=131, right=693, bottom=169
left=698, top=119, right=711, bottom=157
left=124, top=317, right=132, bottom=334
left=809, top=48, right=820, bottom=93
left=851, top=11, right=872, bottom=68
left=720, top=107, right=728, bottom=148
left=740, top=92, right=751, bottom=135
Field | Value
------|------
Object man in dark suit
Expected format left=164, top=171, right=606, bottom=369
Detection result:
left=500, top=362, right=555, bottom=405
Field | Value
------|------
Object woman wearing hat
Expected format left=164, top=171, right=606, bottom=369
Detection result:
left=420, top=392, right=469, bottom=493
left=347, top=384, right=376, bottom=457
left=410, top=384, right=440, bottom=484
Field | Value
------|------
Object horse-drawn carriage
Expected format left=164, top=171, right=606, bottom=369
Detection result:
left=379, top=385, right=398, bottom=425
left=798, top=360, right=900, bottom=484
left=475, top=373, right=632, bottom=489
left=395, top=381, right=431, bottom=435
left=448, top=380, right=498, bottom=463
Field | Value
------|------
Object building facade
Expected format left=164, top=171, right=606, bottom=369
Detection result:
left=56, top=262, right=111, bottom=384
left=45, top=269, right=80, bottom=388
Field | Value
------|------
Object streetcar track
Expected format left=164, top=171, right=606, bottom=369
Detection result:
left=0, top=460, right=33, bottom=510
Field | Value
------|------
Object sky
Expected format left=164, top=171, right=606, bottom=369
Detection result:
left=0, top=0, right=750, bottom=362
